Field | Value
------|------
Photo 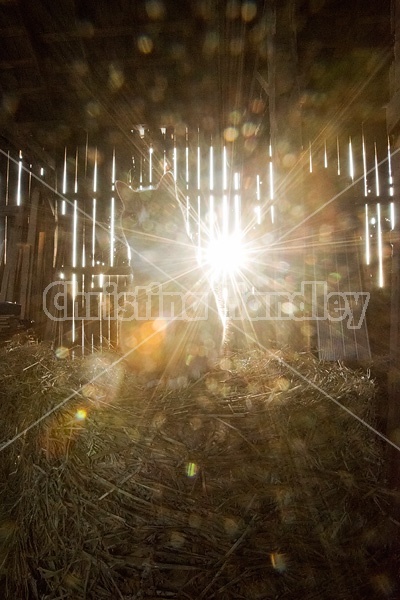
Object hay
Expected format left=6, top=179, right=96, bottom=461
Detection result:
left=0, top=342, right=397, bottom=599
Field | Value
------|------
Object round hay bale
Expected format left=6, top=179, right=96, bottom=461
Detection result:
left=0, top=343, right=397, bottom=599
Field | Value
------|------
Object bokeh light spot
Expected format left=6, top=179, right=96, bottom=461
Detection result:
left=282, top=152, right=297, bottom=169
left=55, top=346, right=69, bottom=359
left=190, top=416, right=203, bottom=431
left=86, top=100, right=101, bottom=118
left=186, top=462, right=198, bottom=477
left=81, top=383, right=96, bottom=398
left=281, top=301, right=297, bottom=316
left=305, top=254, right=317, bottom=266
left=145, top=0, right=166, bottom=20
left=224, top=517, right=239, bottom=536
left=242, top=1, right=257, bottom=22
left=188, top=513, right=202, bottom=528
left=219, top=357, right=232, bottom=371
left=242, top=121, right=257, bottom=137
left=75, top=408, right=87, bottom=421
left=224, top=126, right=239, bottom=142
left=274, top=377, right=290, bottom=391
left=270, top=552, right=287, bottom=572
left=229, top=110, right=242, bottom=125
left=137, top=35, right=154, bottom=54
left=169, top=531, right=185, bottom=548
left=328, top=271, right=341, bottom=284
left=370, top=573, right=395, bottom=595
left=108, top=64, right=124, bottom=91
left=203, top=31, right=219, bottom=56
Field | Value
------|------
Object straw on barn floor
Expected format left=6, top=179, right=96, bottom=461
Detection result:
left=0, top=342, right=398, bottom=599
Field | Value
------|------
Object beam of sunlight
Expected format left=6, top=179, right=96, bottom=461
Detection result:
left=62, top=147, right=67, bottom=215
left=74, top=147, right=78, bottom=194
left=269, top=142, right=274, bottom=223
left=99, top=272, right=104, bottom=350
left=223, top=145, right=228, bottom=191
left=92, top=148, right=98, bottom=269
left=209, top=194, right=215, bottom=241
left=81, top=273, right=85, bottom=354
left=234, top=171, right=241, bottom=234
left=365, top=204, right=370, bottom=266
left=28, top=162, right=32, bottom=200
left=93, top=147, right=98, bottom=193
left=149, top=144, right=153, bottom=185
left=222, top=193, right=229, bottom=237
left=92, top=198, right=97, bottom=268
left=185, top=128, right=189, bottom=188
left=255, top=174, right=261, bottom=225
left=197, top=195, right=201, bottom=250
left=110, top=196, right=115, bottom=268
left=209, top=143, right=215, bottom=240
left=374, top=142, right=380, bottom=197
left=173, top=138, right=177, bottom=181
left=197, top=135, right=201, bottom=191
left=269, top=141, right=274, bottom=200
left=110, top=149, right=116, bottom=267
left=72, top=200, right=78, bottom=269
left=71, top=273, right=77, bottom=344
left=348, top=136, right=354, bottom=181
left=377, top=202, right=384, bottom=288
left=390, top=202, right=395, bottom=231
left=362, top=133, right=371, bottom=267
left=0, top=149, right=187, bottom=290
left=271, top=147, right=400, bottom=247
left=139, top=155, right=143, bottom=189
left=388, top=137, right=395, bottom=230
left=362, top=131, right=368, bottom=198
left=209, top=143, right=214, bottom=192
left=185, top=130, right=190, bottom=234
left=387, top=136, right=394, bottom=196
left=82, top=220, right=86, bottom=268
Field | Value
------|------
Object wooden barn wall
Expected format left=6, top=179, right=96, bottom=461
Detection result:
left=0, top=129, right=397, bottom=356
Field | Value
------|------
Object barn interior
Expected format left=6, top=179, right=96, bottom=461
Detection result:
left=0, top=1, right=399, bottom=599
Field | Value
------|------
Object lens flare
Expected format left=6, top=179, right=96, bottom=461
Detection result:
left=75, top=409, right=87, bottom=421
left=186, top=462, right=198, bottom=477
left=205, top=234, right=247, bottom=278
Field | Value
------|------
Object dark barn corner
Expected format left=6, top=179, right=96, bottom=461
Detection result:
left=0, top=1, right=399, bottom=598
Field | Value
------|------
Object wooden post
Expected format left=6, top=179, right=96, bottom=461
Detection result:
left=387, top=239, right=400, bottom=496
left=385, top=0, right=400, bottom=515
left=0, top=207, right=25, bottom=303
left=263, top=0, right=305, bottom=349
left=266, top=0, right=303, bottom=171
left=18, top=188, right=40, bottom=319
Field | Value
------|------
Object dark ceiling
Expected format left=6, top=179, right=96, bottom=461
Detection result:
left=0, top=0, right=392, bottom=163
